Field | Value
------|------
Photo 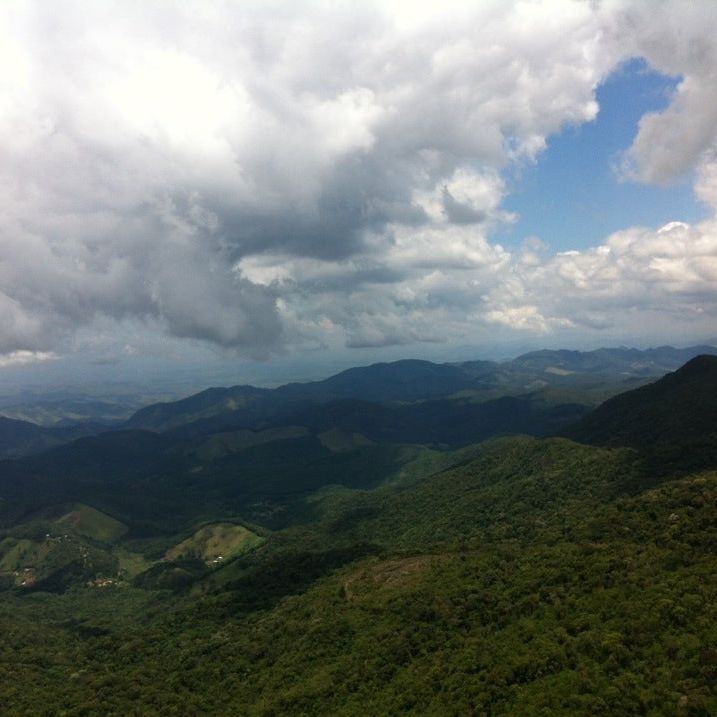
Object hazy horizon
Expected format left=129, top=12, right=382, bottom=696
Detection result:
left=1, top=338, right=715, bottom=407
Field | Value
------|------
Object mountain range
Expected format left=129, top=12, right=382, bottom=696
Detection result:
left=125, top=344, right=717, bottom=435
left=0, top=346, right=715, bottom=714
left=0, top=345, right=711, bottom=460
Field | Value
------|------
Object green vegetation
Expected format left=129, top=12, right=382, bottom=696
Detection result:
left=0, top=355, right=716, bottom=714
left=165, top=522, right=265, bottom=563
left=190, top=425, right=310, bottom=461
left=317, top=427, right=374, bottom=452
left=55, top=503, right=128, bottom=544
left=114, top=548, right=155, bottom=580
left=570, top=355, right=717, bottom=449
left=0, top=537, right=36, bottom=573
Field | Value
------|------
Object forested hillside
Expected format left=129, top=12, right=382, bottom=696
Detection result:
left=0, top=356, right=715, bottom=715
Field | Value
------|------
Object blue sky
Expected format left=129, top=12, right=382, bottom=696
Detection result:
left=502, top=58, right=706, bottom=253
left=1, top=1, right=717, bottom=394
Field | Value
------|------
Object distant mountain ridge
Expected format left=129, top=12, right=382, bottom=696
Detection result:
left=1, top=344, right=714, bottom=459
left=125, top=344, right=717, bottom=434
left=511, top=345, right=717, bottom=375
left=0, top=416, right=109, bottom=459
left=0, top=398, right=134, bottom=427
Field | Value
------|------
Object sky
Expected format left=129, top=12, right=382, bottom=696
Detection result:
left=1, top=0, right=717, bottom=393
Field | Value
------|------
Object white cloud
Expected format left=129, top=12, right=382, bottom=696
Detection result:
left=0, top=350, right=57, bottom=369
left=612, top=0, right=717, bottom=185
left=696, top=160, right=717, bottom=209
left=516, top=217, right=717, bottom=337
left=0, top=0, right=716, bottom=363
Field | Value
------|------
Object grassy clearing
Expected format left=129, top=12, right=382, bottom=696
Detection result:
left=0, top=538, right=40, bottom=572
left=115, top=548, right=155, bottom=580
left=165, top=523, right=265, bottom=563
left=55, top=503, right=128, bottom=543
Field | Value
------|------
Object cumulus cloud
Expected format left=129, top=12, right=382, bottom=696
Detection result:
left=250, top=214, right=717, bottom=351
left=0, top=0, right=716, bottom=362
left=613, top=0, right=717, bottom=185
left=517, top=218, right=717, bottom=335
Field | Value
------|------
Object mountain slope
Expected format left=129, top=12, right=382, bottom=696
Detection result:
left=0, top=416, right=106, bottom=459
left=0, top=416, right=60, bottom=457
left=569, top=354, right=717, bottom=472
left=124, top=385, right=272, bottom=432
left=2, top=434, right=715, bottom=714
